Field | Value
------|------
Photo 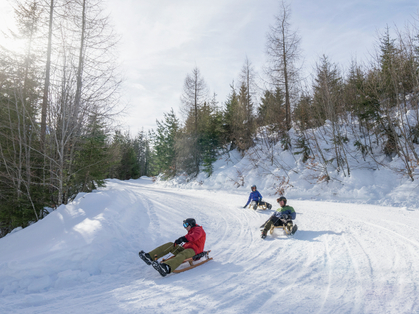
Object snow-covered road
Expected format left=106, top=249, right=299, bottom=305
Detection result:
left=1, top=178, right=418, bottom=313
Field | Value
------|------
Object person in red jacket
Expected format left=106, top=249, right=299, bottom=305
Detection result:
left=139, top=218, right=206, bottom=276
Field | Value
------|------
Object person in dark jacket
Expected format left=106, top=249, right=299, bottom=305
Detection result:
left=243, top=185, right=272, bottom=210
left=261, top=196, right=297, bottom=239
left=139, top=218, right=206, bottom=276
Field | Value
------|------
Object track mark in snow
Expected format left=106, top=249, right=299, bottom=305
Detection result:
left=316, top=236, right=332, bottom=314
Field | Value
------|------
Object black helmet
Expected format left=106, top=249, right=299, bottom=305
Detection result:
left=251, top=185, right=257, bottom=191
left=277, top=196, right=287, bottom=205
left=183, top=218, right=196, bottom=228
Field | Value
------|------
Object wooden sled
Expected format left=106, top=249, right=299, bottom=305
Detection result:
left=270, top=222, right=295, bottom=236
left=248, top=201, right=269, bottom=211
left=162, top=250, right=213, bottom=273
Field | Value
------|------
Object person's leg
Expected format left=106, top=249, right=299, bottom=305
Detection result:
left=148, top=242, right=180, bottom=261
left=262, top=219, right=274, bottom=234
left=162, top=248, right=196, bottom=271
left=262, top=217, right=286, bottom=237
left=272, top=217, right=285, bottom=227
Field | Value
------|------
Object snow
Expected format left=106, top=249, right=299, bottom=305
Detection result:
left=1, top=173, right=419, bottom=313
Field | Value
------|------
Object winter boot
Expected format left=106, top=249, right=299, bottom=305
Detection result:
left=291, top=224, right=298, bottom=235
left=267, top=203, right=272, bottom=209
left=139, top=250, right=153, bottom=265
left=261, top=231, right=267, bottom=239
left=285, top=222, right=293, bottom=235
left=152, top=261, right=171, bottom=277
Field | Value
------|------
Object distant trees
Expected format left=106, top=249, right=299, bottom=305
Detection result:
left=150, top=14, right=419, bottom=187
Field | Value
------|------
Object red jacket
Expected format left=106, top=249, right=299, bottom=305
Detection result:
left=183, top=225, right=206, bottom=255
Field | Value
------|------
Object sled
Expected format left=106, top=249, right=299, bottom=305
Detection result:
left=270, top=222, right=298, bottom=236
left=248, top=201, right=270, bottom=211
left=161, top=250, right=213, bottom=273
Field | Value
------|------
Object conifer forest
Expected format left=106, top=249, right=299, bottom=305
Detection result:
left=1, top=0, right=419, bottom=237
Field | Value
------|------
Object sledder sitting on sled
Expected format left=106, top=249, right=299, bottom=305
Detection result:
left=243, top=185, right=272, bottom=210
left=261, top=196, right=297, bottom=239
left=139, top=218, right=206, bottom=276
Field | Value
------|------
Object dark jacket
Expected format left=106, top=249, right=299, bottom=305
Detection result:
left=244, top=190, right=263, bottom=207
left=272, top=205, right=296, bottom=220
left=184, top=225, right=206, bottom=255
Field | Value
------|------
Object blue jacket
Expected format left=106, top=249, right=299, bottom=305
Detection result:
left=244, top=190, right=263, bottom=207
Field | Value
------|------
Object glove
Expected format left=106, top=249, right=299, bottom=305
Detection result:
left=174, top=236, right=187, bottom=245
left=282, top=214, right=289, bottom=220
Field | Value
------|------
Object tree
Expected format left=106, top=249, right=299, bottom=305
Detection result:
left=236, top=57, right=257, bottom=150
left=40, top=0, right=55, bottom=150
left=198, top=95, right=223, bottom=176
left=180, top=67, right=208, bottom=133
left=312, top=55, right=343, bottom=125
left=0, top=0, right=44, bottom=235
left=46, top=0, right=121, bottom=204
left=151, top=108, right=179, bottom=177
left=265, top=0, right=301, bottom=130
left=257, top=87, right=285, bottom=128
left=180, top=67, right=209, bottom=175
left=222, top=83, right=240, bottom=149
left=69, top=114, right=110, bottom=195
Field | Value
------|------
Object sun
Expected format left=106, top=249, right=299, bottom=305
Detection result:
left=0, top=1, right=24, bottom=54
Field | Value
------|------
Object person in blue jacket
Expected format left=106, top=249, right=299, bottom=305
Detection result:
left=243, top=185, right=272, bottom=210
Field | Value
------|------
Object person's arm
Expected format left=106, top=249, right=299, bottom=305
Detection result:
left=273, top=210, right=281, bottom=218
left=185, top=227, right=204, bottom=242
left=174, top=236, right=188, bottom=245
left=244, top=194, right=252, bottom=207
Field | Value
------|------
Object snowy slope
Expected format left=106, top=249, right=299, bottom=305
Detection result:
left=1, top=178, right=418, bottom=314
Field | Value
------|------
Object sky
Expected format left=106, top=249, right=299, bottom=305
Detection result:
left=1, top=0, right=419, bottom=134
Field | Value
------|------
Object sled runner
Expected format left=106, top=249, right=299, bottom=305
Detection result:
left=161, top=250, right=213, bottom=273
left=269, top=222, right=298, bottom=236
left=248, top=201, right=271, bottom=211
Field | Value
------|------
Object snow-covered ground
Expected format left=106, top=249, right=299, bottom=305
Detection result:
left=1, top=177, right=418, bottom=313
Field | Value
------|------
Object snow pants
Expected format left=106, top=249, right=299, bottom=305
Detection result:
left=262, top=217, right=286, bottom=233
left=148, top=242, right=196, bottom=272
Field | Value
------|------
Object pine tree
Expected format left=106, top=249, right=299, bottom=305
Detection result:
left=198, top=96, right=223, bottom=176
left=257, top=87, right=285, bottom=129
left=152, top=108, right=179, bottom=177
left=312, top=55, right=343, bottom=126
left=69, top=114, right=110, bottom=197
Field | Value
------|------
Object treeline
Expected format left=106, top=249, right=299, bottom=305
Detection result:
left=152, top=4, right=419, bottom=187
left=2, top=0, right=419, bottom=237
left=0, top=0, right=152, bottom=237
